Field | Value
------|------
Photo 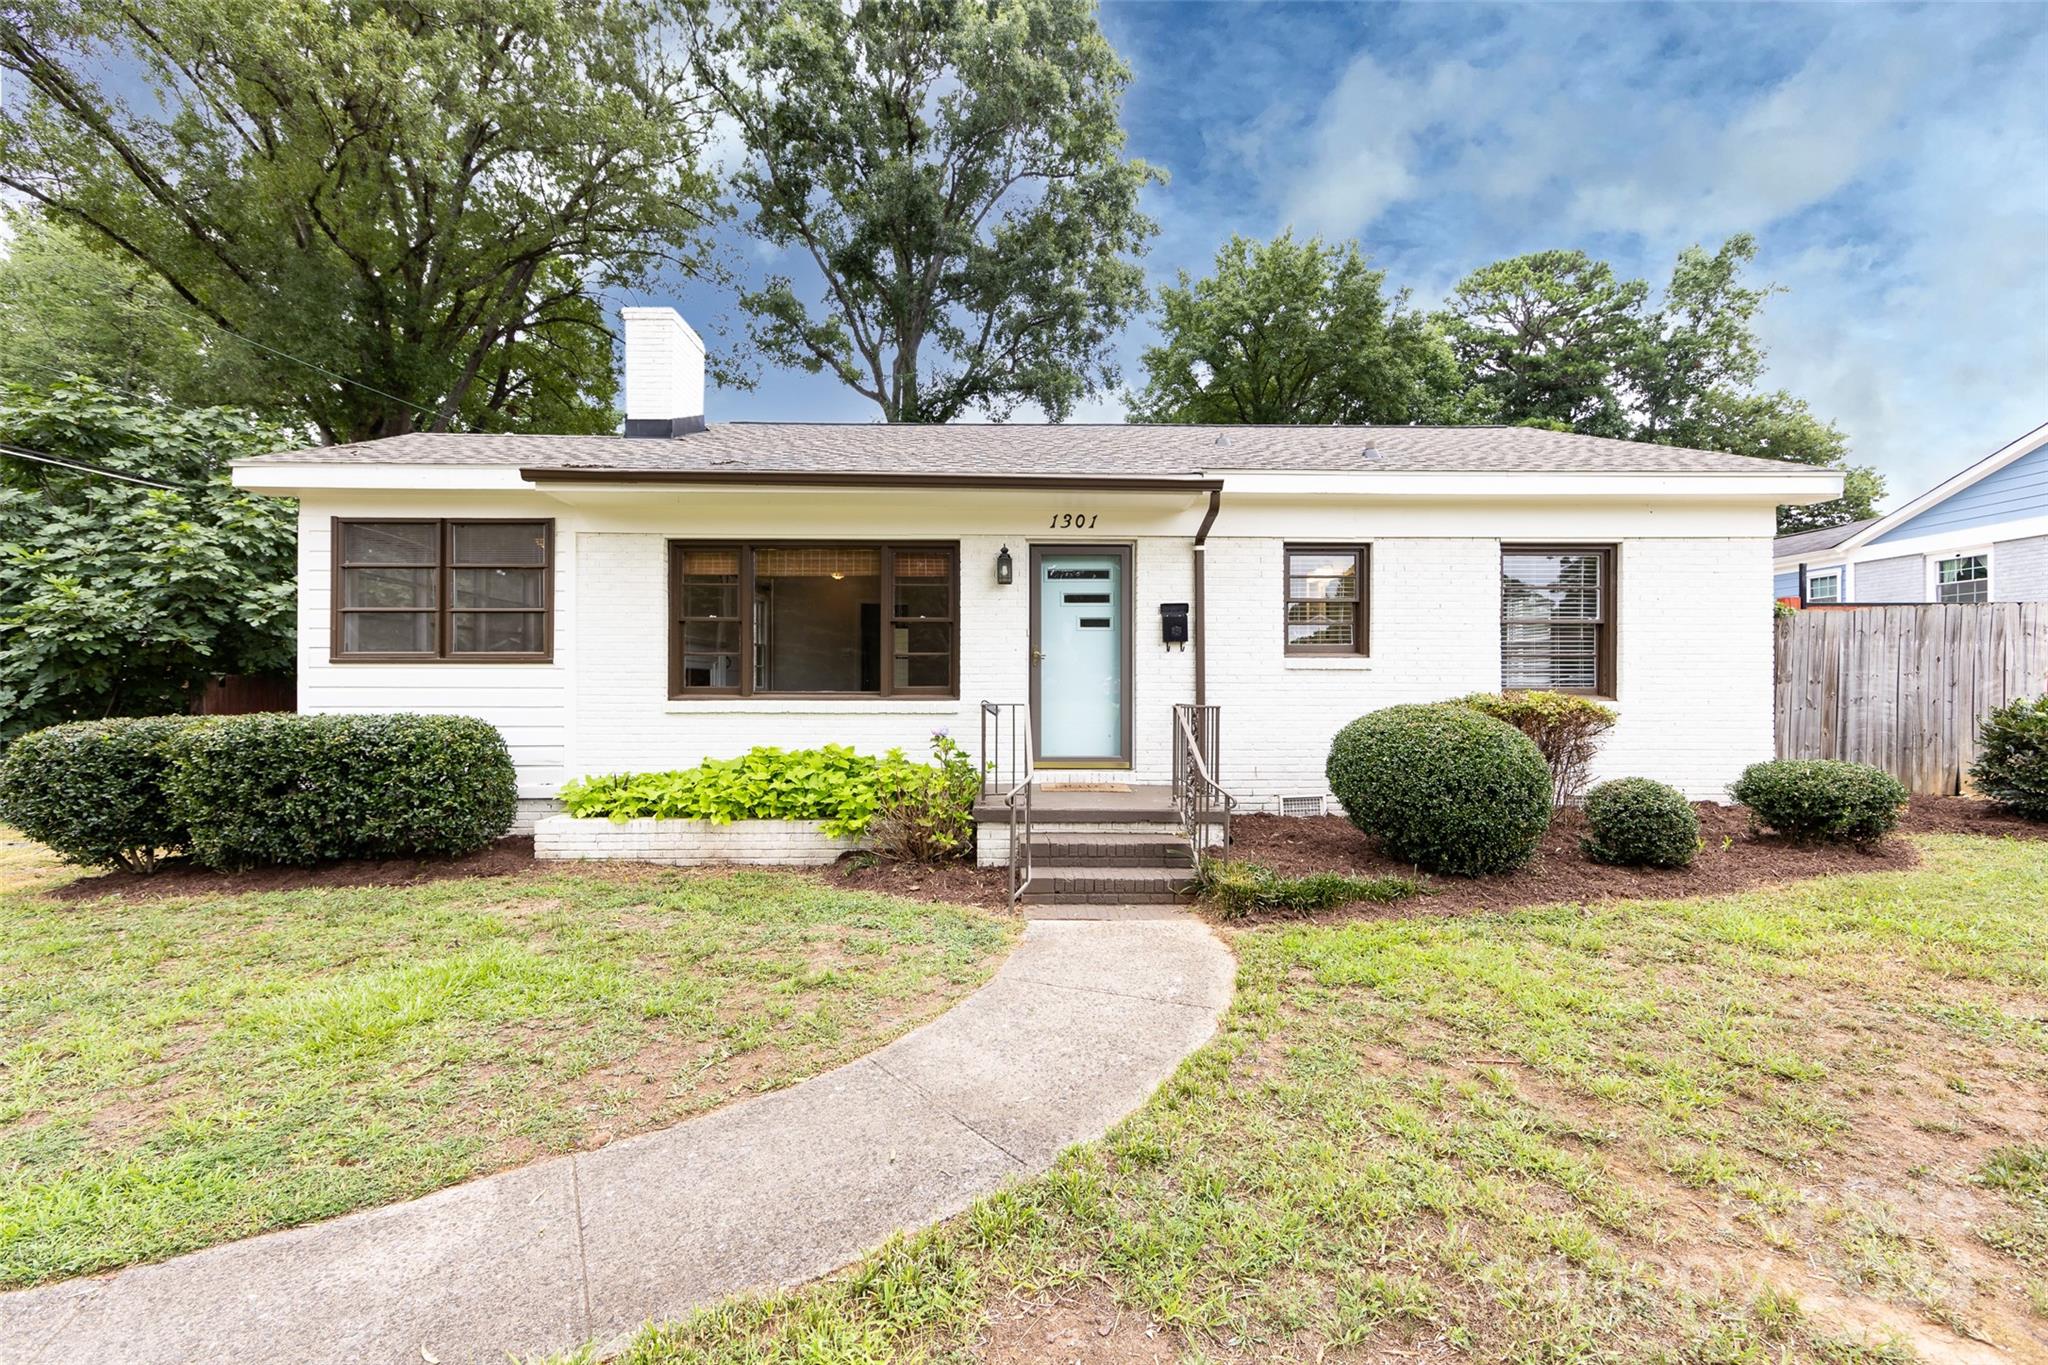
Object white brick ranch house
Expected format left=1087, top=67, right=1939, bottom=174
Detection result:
left=232, top=307, right=1842, bottom=863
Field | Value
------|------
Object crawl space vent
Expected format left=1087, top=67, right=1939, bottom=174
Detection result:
left=1280, top=795, right=1324, bottom=818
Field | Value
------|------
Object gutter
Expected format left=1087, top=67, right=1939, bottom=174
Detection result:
left=1193, top=484, right=1222, bottom=707
left=517, top=468, right=1225, bottom=494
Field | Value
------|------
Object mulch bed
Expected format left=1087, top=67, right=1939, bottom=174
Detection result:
left=43, top=835, right=1019, bottom=910
left=45, top=837, right=549, bottom=903
left=36, top=797, right=2045, bottom=915
left=1218, top=795, right=2048, bottom=924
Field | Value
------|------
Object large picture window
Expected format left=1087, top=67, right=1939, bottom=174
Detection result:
left=1284, top=545, right=1368, bottom=654
left=332, top=519, right=552, bottom=661
left=1501, top=545, right=1615, bottom=696
left=669, top=542, right=957, bottom=698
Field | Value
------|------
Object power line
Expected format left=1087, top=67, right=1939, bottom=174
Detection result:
left=0, top=442, right=188, bottom=490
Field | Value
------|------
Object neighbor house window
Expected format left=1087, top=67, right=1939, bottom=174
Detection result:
left=1936, top=553, right=1989, bottom=604
left=1805, top=569, right=1842, bottom=604
left=332, top=519, right=552, bottom=661
left=1501, top=545, right=1614, bottom=696
left=1284, top=545, right=1368, bottom=654
left=669, top=543, right=957, bottom=697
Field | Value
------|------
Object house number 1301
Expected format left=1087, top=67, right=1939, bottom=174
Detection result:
left=1048, top=512, right=1099, bottom=529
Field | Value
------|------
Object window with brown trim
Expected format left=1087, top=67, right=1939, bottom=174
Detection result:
left=332, top=518, right=553, bottom=662
left=1501, top=545, right=1615, bottom=696
left=1284, top=545, right=1368, bottom=654
left=669, top=542, right=958, bottom=698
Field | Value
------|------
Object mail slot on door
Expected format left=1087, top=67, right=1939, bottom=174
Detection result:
left=1159, top=601, right=1190, bottom=646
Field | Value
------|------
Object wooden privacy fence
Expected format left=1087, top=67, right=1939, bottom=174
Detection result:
left=1774, top=603, right=2048, bottom=794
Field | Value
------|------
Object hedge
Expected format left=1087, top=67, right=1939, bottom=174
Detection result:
left=164, top=713, right=517, bottom=868
left=1970, top=695, right=2048, bottom=820
left=1326, top=702, right=1553, bottom=876
left=1454, top=690, right=1617, bottom=806
left=0, top=717, right=195, bottom=871
left=1581, top=777, right=1699, bottom=868
left=1730, top=759, right=1907, bottom=845
left=0, top=712, right=517, bottom=872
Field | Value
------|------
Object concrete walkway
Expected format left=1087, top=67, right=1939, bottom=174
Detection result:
left=3, top=910, right=1234, bottom=1365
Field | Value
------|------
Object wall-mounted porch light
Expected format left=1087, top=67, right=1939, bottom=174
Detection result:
left=996, top=544, right=1014, bottom=585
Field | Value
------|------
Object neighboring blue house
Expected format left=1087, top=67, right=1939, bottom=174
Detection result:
left=1774, top=419, right=2048, bottom=604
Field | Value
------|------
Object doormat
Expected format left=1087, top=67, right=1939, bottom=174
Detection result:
left=1039, top=782, right=1134, bottom=792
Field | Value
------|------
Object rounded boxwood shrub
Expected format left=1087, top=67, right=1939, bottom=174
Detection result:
left=0, top=716, right=198, bottom=871
left=1970, top=695, right=2048, bottom=820
left=1325, top=702, right=1553, bottom=876
left=1581, top=777, right=1699, bottom=868
left=164, top=712, right=517, bottom=868
left=1729, top=758, right=1907, bottom=845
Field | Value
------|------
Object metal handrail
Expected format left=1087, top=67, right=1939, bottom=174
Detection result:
left=1171, top=703, right=1236, bottom=867
left=980, top=700, right=1035, bottom=906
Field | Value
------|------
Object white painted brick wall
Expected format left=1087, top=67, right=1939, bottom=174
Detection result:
left=1855, top=553, right=1925, bottom=602
left=534, top=815, right=855, bottom=865
left=295, top=492, right=1780, bottom=814
left=1994, top=534, right=2048, bottom=601
left=1202, top=536, right=1776, bottom=805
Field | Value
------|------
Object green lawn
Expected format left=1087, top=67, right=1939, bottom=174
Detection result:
left=606, top=834, right=2048, bottom=1364
left=0, top=844, right=1017, bottom=1287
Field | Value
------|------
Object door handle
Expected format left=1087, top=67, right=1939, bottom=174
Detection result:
left=1031, top=649, right=1046, bottom=663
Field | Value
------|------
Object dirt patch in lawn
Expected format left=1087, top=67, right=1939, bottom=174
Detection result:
left=1215, top=795, right=2048, bottom=923
left=976, top=1283, right=1185, bottom=1365
left=815, top=854, right=1013, bottom=910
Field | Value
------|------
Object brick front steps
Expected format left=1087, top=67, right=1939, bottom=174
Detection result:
left=1018, top=834, right=1200, bottom=906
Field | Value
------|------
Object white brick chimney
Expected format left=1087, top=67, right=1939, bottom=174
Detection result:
left=620, top=306, right=706, bottom=436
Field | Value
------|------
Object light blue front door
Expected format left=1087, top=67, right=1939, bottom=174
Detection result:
left=1035, top=549, right=1127, bottom=763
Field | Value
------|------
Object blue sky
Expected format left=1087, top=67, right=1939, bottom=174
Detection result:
left=654, top=0, right=2048, bottom=509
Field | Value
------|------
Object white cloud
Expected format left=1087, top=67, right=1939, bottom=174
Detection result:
left=1251, top=5, right=2047, bottom=502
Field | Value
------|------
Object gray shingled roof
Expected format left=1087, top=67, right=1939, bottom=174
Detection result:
left=1773, top=517, right=1876, bottom=558
left=238, top=421, right=1819, bottom=477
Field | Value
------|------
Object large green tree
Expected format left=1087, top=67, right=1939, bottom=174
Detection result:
left=1438, top=249, right=1649, bottom=435
left=0, top=381, right=295, bottom=737
left=1441, top=237, right=1876, bottom=531
left=1129, top=232, right=1477, bottom=425
left=0, top=210, right=271, bottom=411
left=1691, top=389, right=1885, bottom=534
left=690, top=0, right=1160, bottom=422
left=0, top=0, right=721, bottom=443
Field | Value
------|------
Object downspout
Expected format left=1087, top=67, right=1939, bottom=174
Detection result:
left=1193, top=485, right=1222, bottom=707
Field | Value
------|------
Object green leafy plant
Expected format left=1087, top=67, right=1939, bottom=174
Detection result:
left=559, top=741, right=971, bottom=845
left=866, top=732, right=982, bottom=863
left=1326, top=703, right=1553, bottom=877
left=1580, top=777, right=1700, bottom=868
left=1455, top=690, right=1617, bottom=806
left=1196, top=857, right=1419, bottom=920
left=0, top=381, right=295, bottom=739
left=1970, top=695, right=2048, bottom=820
left=0, top=716, right=198, bottom=871
left=1730, top=759, right=1907, bottom=846
left=164, top=713, right=516, bottom=868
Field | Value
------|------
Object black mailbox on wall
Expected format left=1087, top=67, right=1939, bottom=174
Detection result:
left=1159, top=601, right=1190, bottom=645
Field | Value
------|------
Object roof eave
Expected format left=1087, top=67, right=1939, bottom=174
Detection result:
left=1831, top=418, right=2048, bottom=553
left=515, top=468, right=1224, bottom=492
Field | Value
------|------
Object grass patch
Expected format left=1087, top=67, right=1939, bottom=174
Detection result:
left=1196, top=857, right=1419, bottom=919
left=0, top=849, right=1016, bottom=1286
left=602, top=834, right=2048, bottom=1361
